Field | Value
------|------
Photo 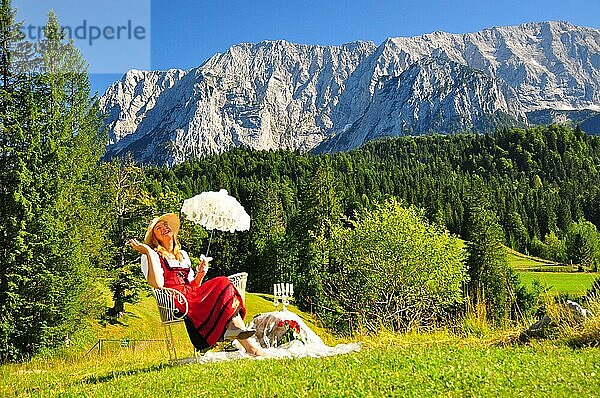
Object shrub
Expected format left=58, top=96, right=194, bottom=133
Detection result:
left=543, top=231, right=567, bottom=263
left=319, top=198, right=467, bottom=332
left=509, top=270, right=546, bottom=320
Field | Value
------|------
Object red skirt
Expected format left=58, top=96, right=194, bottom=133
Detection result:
left=171, top=276, right=246, bottom=349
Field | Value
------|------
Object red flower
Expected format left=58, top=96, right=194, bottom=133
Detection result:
left=286, top=320, right=300, bottom=333
left=276, top=319, right=304, bottom=345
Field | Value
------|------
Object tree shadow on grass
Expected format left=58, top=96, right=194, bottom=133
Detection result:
left=99, top=310, right=141, bottom=326
left=255, top=293, right=274, bottom=302
left=99, top=314, right=127, bottom=327
left=81, top=362, right=174, bottom=385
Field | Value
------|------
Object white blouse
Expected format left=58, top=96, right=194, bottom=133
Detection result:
left=140, top=249, right=195, bottom=282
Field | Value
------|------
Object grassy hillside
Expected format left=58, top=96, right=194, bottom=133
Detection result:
left=505, top=248, right=559, bottom=270
left=84, top=291, right=335, bottom=360
left=2, top=292, right=600, bottom=397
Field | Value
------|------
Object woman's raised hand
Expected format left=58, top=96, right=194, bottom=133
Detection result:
left=198, top=254, right=212, bottom=274
left=128, top=238, right=150, bottom=254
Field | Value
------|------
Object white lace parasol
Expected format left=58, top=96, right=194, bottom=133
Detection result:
left=181, top=189, right=250, bottom=233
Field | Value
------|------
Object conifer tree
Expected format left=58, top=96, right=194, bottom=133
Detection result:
left=0, top=0, right=43, bottom=360
left=0, top=7, right=107, bottom=360
left=249, top=180, right=287, bottom=291
left=464, top=187, right=512, bottom=322
left=292, top=160, right=342, bottom=310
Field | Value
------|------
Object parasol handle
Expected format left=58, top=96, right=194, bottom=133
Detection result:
left=205, top=229, right=214, bottom=257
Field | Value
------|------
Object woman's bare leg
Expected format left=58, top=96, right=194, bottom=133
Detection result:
left=227, top=314, right=246, bottom=330
left=226, top=314, right=266, bottom=356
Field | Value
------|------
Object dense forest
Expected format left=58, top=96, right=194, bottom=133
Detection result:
left=144, top=125, right=600, bottom=279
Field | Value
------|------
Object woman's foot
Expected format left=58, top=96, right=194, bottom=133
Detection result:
left=246, top=346, right=266, bottom=357
left=238, top=337, right=266, bottom=357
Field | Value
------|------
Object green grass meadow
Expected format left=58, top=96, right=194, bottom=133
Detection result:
left=518, top=272, right=599, bottom=295
left=2, top=292, right=600, bottom=397
left=3, top=340, right=599, bottom=397
left=505, top=247, right=599, bottom=295
left=2, top=250, right=599, bottom=397
left=506, top=249, right=548, bottom=269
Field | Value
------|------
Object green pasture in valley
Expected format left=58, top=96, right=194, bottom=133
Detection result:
left=506, top=252, right=549, bottom=270
left=518, top=271, right=599, bottom=296
left=505, top=247, right=598, bottom=295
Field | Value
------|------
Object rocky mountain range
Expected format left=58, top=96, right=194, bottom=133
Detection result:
left=100, top=21, right=600, bottom=164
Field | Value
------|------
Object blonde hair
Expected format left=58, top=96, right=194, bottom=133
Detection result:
left=148, top=233, right=184, bottom=262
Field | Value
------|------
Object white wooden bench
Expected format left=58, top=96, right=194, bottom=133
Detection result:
left=152, top=272, right=248, bottom=362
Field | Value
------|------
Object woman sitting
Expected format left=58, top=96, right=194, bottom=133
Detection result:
left=129, top=213, right=265, bottom=356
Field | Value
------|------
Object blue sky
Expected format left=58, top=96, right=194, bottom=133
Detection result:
left=21, top=0, right=600, bottom=96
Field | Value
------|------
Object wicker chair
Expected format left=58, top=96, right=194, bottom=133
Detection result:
left=152, top=272, right=248, bottom=362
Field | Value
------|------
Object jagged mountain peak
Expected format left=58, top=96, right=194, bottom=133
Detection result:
left=100, top=21, right=600, bottom=164
left=315, top=56, right=524, bottom=153
left=100, top=68, right=187, bottom=144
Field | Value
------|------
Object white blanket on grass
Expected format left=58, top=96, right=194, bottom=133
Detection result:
left=191, top=311, right=360, bottom=364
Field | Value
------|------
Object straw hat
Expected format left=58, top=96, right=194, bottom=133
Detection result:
left=144, top=213, right=180, bottom=246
